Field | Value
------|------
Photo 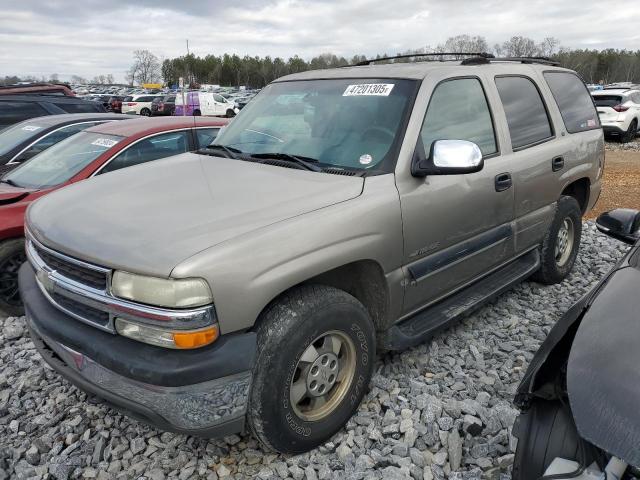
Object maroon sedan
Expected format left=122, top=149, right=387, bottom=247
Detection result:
left=0, top=116, right=228, bottom=314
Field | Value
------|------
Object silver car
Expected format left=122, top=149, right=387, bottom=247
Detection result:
left=21, top=55, right=604, bottom=453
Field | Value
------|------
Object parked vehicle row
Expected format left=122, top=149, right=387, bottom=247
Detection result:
left=15, top=55, right=606, bottom=456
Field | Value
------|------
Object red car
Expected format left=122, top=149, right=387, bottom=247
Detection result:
left=0, top=116, right=228, bottom=314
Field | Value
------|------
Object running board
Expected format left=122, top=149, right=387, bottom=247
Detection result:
left=384, top=250, right=540, bottom=351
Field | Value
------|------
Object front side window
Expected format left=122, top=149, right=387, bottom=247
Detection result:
left=195, top=128, right=220, bottom=148
left=418, top=78, right=497, bottom=157
left=495, top=76, right=553, bottom=149
left=13, top=122, right=104, bottom=163
left=4, top=132, right=123, bottom=188
left=212, top=78, right=418, bottom=172
left=100, top=130, right=189, bottom=174
left=544, top=72, right=599, bottom=133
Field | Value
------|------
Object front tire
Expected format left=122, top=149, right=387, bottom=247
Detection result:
left=225, top=109, right=236, bottom=118
left=193, top=109, right=201, bottom=116
left=532, top=195, right=582, bottom=285
left=247, top=285, right=375, bottom=454
left=0, top=238, right=26, bottom=316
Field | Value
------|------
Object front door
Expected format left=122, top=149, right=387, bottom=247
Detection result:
left=397, top=74, right=515, bottom=316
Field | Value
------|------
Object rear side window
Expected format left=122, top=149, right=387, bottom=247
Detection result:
left=57, top=102, right=102, bottom=114
left=544, top=72, right=599, bottom=133
left=419, top=78, right=497, bottom=156
left=0, top=101, right=48, bottom=126
left=100, top=130, right=190, bottom=174
left=495, top=76, right=553, bottom=149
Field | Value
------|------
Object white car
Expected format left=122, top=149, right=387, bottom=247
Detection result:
left=121, top=94, right=162, bottom=116
left=592, top=88, right=640, bottom=142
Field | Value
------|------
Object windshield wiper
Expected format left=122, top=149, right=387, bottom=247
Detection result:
left=1, top=178, right=21, bottom=188
left=199, top=144, right=243, bottom=159
left=251, top=152, right=323, bottom=172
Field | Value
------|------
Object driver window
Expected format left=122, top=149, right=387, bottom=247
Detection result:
left=99, top=131, right=189, bottom=174
left=419, top=78, right=497, bottom=157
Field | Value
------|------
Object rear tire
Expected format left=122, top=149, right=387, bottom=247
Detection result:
left=512, top=400, right=600, bottom=480
left=193, top=109, right=201, bottom=116
left=0, top=238, right=26, bottom=316
left=247, top=285, right=375, bottom=454
left=532, top=195, right=582, bottom=285
left=622, top=119, right=638, bottom=143
left=140, top=108, right=151, bottom=117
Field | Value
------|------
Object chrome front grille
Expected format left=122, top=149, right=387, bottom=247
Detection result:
left=34, top=245, right=107, bottom=290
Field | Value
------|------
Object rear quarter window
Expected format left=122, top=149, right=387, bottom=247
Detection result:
left=543, top=72, right=599, bottom=133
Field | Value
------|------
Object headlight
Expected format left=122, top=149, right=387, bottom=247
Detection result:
left=111, top=271, right=213, bottom=308
left=115, top=318, right=219, bottom=349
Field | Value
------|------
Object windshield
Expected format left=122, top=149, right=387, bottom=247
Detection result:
left=212, top=78, right=417, bottom=172
left=4, top=131, right=123, bottom=189
left=0, top=120, right=48, bottom=156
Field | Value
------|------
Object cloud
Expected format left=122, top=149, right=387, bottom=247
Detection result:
left=2, top=0, right=639, bottom=82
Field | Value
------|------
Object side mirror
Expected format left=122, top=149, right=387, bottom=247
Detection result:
left=596, top=208, right=640, bottom=245
left=411, top=139, right=484, bottom=177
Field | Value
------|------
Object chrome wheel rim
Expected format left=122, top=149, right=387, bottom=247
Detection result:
left=0, top=250, right=26, bottom=307
left=289, top=330, right=356, bottom=422
left=555, top=217, right=575, bottom=267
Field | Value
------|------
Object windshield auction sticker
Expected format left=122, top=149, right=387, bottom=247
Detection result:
left=91, top=138, right=119, bottom=148
left=21, top=125, right=42, bottom=131
left=343, top=83, right=395, bottom=96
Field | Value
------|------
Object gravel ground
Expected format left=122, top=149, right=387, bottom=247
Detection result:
left=605, top=137, right=640, bottom=151
left=0, top=224, right=629, bottom=480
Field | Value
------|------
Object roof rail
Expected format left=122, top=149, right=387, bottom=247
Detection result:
left=461, top=56, right=560, bottom=66
left=354, top=52, right=495, bottom=66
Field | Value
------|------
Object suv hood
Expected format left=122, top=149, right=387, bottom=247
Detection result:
left=28, top=153, right=364, bottom=277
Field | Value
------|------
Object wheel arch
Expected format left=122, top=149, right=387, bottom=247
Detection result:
left=561, top=177, right=591, bottom=215
left=252, top=259, right=391, bottom=334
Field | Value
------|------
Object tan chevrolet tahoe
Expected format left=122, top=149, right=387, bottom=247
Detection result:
left=20, top=54, right=604, bottom=454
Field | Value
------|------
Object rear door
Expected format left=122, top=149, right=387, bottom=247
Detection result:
left=398, top=73, right=515, bottom=314
left=490, top=73, right=569, bottom=253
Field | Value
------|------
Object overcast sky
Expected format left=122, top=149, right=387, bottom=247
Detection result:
left=1, top=0, right=639, bottom=82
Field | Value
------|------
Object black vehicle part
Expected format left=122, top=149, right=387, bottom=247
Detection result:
left=247, top=285, right=375, bottom=454
left=385, top=249, right=539, bottom=350
left=19, top=263, right=256, bottom=388
left=568, top=266, right=640, bottom=468
left=512, top=399, right=603, bottom=480
left=354, top=52, right=494, bottom=66
left=0, top=238, right=26, bottom=315
left=532, top=195, right=582, bottom=285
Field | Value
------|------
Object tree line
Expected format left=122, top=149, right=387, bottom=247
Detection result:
left=155, top=35, right=640, bottom=88
left=4, top=35, right=640, bottom=88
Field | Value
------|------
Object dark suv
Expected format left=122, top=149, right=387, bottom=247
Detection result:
left=151, top=95, right=176, bottom=116
left=0, top=95, right=106, bottom=130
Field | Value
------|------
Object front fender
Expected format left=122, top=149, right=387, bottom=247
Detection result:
left=172, top=174, right=404, bottom=334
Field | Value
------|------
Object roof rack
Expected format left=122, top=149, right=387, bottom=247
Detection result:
left=354, top=52, right=495, bottom=66
left=461, top=56, right=560, bottom=66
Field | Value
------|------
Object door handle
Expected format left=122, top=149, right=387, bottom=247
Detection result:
left=552, top=156, right=564, bottom=172
left=495, top=173, right=512, bottom=192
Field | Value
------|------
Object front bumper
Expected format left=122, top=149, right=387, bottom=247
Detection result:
left=20, top=263, right=256, bottom=437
